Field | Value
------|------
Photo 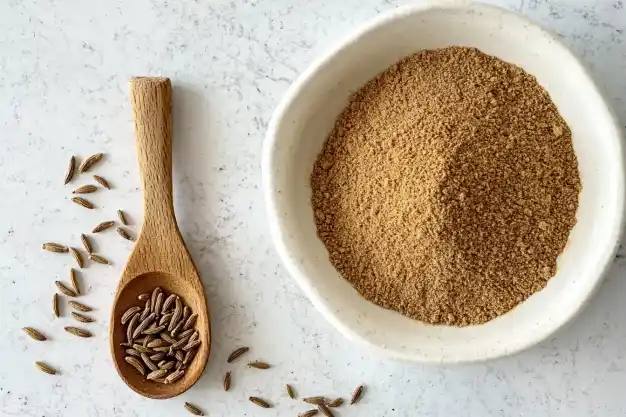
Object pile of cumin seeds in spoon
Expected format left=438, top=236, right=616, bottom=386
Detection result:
left=311, top=46, right=581, bottom=326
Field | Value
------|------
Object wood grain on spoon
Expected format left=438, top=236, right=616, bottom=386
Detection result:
left=109, top=77, right=211, bottom=399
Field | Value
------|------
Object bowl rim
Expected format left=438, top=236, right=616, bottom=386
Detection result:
left=262, top=0, right=625, bottom=363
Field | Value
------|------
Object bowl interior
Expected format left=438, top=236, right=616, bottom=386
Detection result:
left=264, top=3, right=624, bottom=362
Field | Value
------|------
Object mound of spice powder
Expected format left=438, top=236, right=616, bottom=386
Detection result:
left=311, top=46, right=581, bottom=326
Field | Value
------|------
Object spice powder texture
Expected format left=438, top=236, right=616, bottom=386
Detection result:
left=310, top=46, right=581, bottom=326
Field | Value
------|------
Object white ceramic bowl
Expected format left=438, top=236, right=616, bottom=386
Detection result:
left=262, top=1, right=625, bottom=363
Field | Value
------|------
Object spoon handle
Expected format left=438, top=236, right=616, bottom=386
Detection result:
left=130, top=77, right=175, bottom=231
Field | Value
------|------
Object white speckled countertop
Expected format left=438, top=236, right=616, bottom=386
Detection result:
left=1, top=0, right=625, bottom=416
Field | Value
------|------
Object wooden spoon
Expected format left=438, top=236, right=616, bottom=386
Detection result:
left=109, top=77, right=211, bottom=399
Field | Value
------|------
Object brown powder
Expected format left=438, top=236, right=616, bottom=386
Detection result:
left=311, top=46, right=581, bottom=326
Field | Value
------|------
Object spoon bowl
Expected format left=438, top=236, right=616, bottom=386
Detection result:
left=111, top=272, right=210, bottom=399
left=110, top=77, right=210, bottom=398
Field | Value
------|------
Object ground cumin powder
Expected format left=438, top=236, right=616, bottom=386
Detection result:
left=311, top=46, right=581, bottom=326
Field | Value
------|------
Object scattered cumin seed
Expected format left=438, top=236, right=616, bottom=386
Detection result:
left=89, top=254, right=110, bottom=265
left=79, top=153, right=103, bottom=173
left=93, top=175, right=110, bottom=189
left=71, top=197, right=95, bottom=209
left=227, top=346, right=249, bottom=363
left=318, top=404, right=334, bottom=417
left=69, top=268, right=80, bottom=295
left=350, top=385, right=364, bottom=405
left=23, top=327, right=46, bottom=341
left=72, top=184, right=97, bottom=194
left=69, top=248, right=84, bottom=269
left=53, top=293, right=59, bottom=317
left=92, top=221, right=114, bottom=233
left=80, top=234, right=93, bottom=254
left=249, top=397, right=271, bottom=408
left=64, top=326, right=92, bottom=338
left=55, top=281, right=77, bottom=297
left=328, top=398, right=344, bottom=407
left=223, top=371, right=231, bottom=391
left=184, top=403, right=204, bottom=416
left=117, top=209, right=128, bottom=225
left=71, top=312, right=94, bottom=323
left=35, top=361, right=57, bottom=375
left=42, top=243, right=68, bottom=253
left=248, top=361, right=271, bottom=369
left=303, top=397, right=328, bottom=405
left=64, top=156, right=76, bottom=184
left=68, top=300, right=92, bottom=312
left=116, top=227, right=134, bottom=241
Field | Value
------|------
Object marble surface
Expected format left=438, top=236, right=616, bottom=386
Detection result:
left=0, top=0, right=625, bottom=416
